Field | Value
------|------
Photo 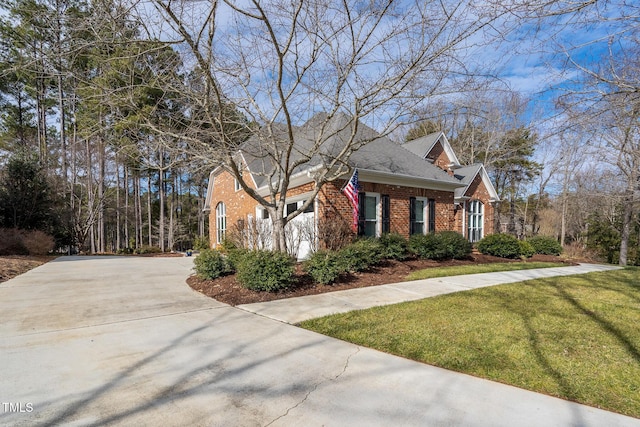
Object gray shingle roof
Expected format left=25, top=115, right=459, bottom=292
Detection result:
left=240, top=113, right=462, bottom=189
left=401, top=132, right=442, bottom=158
left=453, top=164, right=483, bottom=198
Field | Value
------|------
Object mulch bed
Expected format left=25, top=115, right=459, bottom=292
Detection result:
left=187, top=253, right=576, bottom=306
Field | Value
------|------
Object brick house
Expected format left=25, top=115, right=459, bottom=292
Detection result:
left=204, top=114, right=499, bottom=258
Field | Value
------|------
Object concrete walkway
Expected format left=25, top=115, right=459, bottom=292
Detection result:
left=0, top=257, right=637, bottom=426
left=238, top=263, right=622, bottom=324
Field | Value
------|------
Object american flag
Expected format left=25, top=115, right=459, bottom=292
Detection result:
left=342, top=169, right=359, bottom=231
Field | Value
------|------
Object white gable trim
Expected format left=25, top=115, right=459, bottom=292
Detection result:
left=435, top=132, right=461, bottom=166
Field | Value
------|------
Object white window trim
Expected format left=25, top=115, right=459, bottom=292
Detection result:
left=215, top=202, right=226, bottom=244
left=467, top=200, right=484, bottom=243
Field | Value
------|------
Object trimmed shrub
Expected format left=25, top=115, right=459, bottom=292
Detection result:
left=193, top=249, right=231, bottom=280
left=518, top=240, right=536, bottom=258
left=477, top=234, right=522, bottom=259
left=409, top=231, right=470, bottom=260
left=339, top=239, right=383, bottom=272
left=134, top=245, right=162, bottom=254
left=438, top=231, right=473, bottom=260
left=236, top=250, right=295, bottom=292
left=193, top=236, right=210, bottom=251
left=527, top=235, right=563, bottom=256
left=225, top=247, right=250, bottom=272
left=304, top=250, right=345, bottom=285
left=378, top=233, right=409, bottom=260
left=408, top=233, right=442, bottom=259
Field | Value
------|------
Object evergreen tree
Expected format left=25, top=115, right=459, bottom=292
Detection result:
left=0, top=150, right=52, bottom=229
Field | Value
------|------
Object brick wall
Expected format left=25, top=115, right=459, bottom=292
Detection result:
left=452, top=173, right=495, bottom=238
left=210, top=170, right=484, bottom=247
left=318, top=180, right=455, bottom=238
left=209, top=172, right=321, bottom=247
left=208, top=169, right=259, bottom=247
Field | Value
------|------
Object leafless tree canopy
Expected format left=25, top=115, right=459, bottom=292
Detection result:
left=129, top=0, right=546, bottom=250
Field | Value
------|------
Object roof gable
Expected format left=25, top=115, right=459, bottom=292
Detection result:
left=453, top=164, right=499, bottom=202
left=402, top=131, right=460, bottom=166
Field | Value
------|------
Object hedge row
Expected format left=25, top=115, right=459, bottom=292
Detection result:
left=304, top=239, right=383, bottom=285
left=476, top=234, right=562, bottom=258
left=305, top=232, right=472, bottom=285
left=195, top=232, right=562, bottom=291
left=194, top=247, right=294, bottom=291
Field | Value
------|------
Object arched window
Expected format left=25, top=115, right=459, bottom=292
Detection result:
left=215, top=202, right=226, bottom=244
left=467, top=200, right=483, bottom=243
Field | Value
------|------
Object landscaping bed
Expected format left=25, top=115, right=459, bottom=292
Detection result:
left=187, top=253, right=574, bottom=305
left=0, top=255, right=53, bottom=283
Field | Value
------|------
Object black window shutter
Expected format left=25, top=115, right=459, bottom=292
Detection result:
left=428, top=199, right=436, bottom=232
left=357, top=192, right=366, bottom=236
left=381, top=195, right=390, bottom=234
left=409, top=197, right=416, bottom=235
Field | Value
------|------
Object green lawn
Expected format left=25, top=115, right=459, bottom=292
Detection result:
left=406, top=262, right=567, bottom=280
left=301, top=268, right=640, bottom=418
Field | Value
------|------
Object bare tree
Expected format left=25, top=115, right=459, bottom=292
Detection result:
left=128, top=0, right=537, bottom=251
left=557, top=35, right=640, bottom=264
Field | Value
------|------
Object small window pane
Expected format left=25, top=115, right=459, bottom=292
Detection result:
left=364, top=222, right=377, bottom=237
left=414, top=200, right=425, bottom=222
left=286, top=202, right=297, bottom=216
left=365, top=196, right=377, bottom=220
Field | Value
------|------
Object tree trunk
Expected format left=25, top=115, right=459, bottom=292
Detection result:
left=57, top=72, right=67, bottom=184
left=98, top=134, right=105, bottom=253
left=619, top=197, right=632, bottom=266
left=270, top=206, right=288, bottom=253
left=125, top=166, right=130, bottom=249
left=159, top=152, right=165, bottom=252
left=147, top=172, right=152, bottom=247
left=116, top=158, right=121, bottom=251
left=86, top=138, right=95, bottom=254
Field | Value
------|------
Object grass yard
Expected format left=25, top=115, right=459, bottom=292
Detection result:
left=406, top=261, right=567, bottom=280
left=301, top=267, right=640, bottom=418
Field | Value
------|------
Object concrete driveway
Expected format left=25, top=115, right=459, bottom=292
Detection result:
left=1, top=256, right=637, bottom=426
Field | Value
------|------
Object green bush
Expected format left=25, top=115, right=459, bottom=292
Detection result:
left=378, top=233, right=409, bottom=260
left=438, top=231, right=473, bottom=260
left=134, top=245, right=162, bottom=254
left=224, top=247, right=248, bottom=272
left=408, top=233, right=441, bottom=259
left=409, top=231, right=471, bottom=260
left=518, top=240, right=536, bottom=258
left=527, top=235, right=563, bottom=256
left=339, top=239, right=383, bottom=272
left=304, top=250, right=345, bottom=285
left=193, top=236, right=210, bottom=251
left=236, top=250, right=295, bottom=292
left=193, top=249, right=231, bottom=280
left=477, top=234, right=522, bottom=259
